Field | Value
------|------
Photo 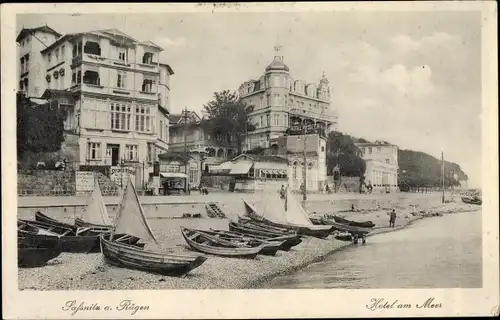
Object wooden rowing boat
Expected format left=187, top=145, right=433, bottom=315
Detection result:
left=181, top=227, right=264, bottom=259
left=100, top=236, right=205, bottom=276
left=461, top=196, right=482, bottom=205
left=209, top=229, right=302, bottom=251
left=35, top=211, right=76, bottom=231
left=320, top=217, right=371, bottom=235
left=101, top=179, right=208, bottom=276
left=18, top=237, right=62, bottom=268
left=330, top=215, right=375, bottom=228
left=187, top=228, right=283, bottom=256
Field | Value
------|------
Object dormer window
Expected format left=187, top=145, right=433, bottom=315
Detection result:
left=142, top=52, right=154, bottom=64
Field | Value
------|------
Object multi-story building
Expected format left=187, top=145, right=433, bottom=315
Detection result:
left=274, top=133, right=327, bottom=192
left=238, top=46, right=338, bottom=151
left=16, top=26, right=174, bottom=185
left=355, top=141, right=399, bottom=192
left=167, top=109, right=238, bottom=185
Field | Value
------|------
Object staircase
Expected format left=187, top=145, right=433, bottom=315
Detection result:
left=95, top=172, right=120, bottom=196
left=205, top=202, right=226, bottom=218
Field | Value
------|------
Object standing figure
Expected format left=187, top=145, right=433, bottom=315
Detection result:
left=279, top=185, right=286, bottom=199
left=389, top=209, right=397, bottom=228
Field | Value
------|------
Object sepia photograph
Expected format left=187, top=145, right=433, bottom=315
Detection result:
left=2, top=2, right=498, bottom=319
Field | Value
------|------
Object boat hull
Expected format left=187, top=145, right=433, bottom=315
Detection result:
left=461, top=197, right=482, bottom=205
left=100, top=236, right=207, bottom=276
left=18, top=230, right=60, bottom=248
left=331, top=215, right=375, bottom=228
left=181, top=228, right=263, bottom=259
left=18, top=241, right=62, bottom=268
left=35, top=212, right=76, bottom=232
left=321, top=218, right=371, bottom=235
left=226, top=224, right=302, bottom=250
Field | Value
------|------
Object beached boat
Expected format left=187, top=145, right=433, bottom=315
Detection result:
left=237, top=216, right=295, bottom=234
left=320, top=217, right=371, bottom=234
left=181, top=227, right=264, bottom=258
left=100, top=179, right=208, bottom=276
left=35, top=211, right=76, bottom=231
left=210, top=228, right=302, bottom=251
left=229, top=221, right=293, bottom=238
left=242, top=189, right=334, bottom=239
left=74, top=180, right=114, bottom=229
left=19, top=219, right=101, bottom=253
left=461, top=196, right=482, bottom=205
left=185, top=228, right=283, bottom=256
left=330, top=215, right=375, bottom=228
left=18, top=240, right=62, bottom=268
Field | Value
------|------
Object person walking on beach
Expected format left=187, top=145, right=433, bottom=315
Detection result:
left=389, top=209, right=397, bottom=228
left=279, top=185, right=286, bottom=199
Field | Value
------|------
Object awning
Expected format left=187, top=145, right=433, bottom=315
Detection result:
left=230, top=162, right=253, bottom=175
left=218, top=161, right=233, bottom=170
left=160, top=172, right=188, bottom=178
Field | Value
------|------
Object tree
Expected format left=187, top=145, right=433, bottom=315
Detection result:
left=398, top=149, right=468, bottom=189
left=326, top=131, right=366, bottom=177
left=202, top=90, right=255, bottom=155
left=17, top=93, right=65, bottom=159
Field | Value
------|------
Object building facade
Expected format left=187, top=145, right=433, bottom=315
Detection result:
left=168, top=109, right=239, bottom=181
left=16, top=26, right=174, bottom=184
left=273, top=133, right=327, bottom=192
left=238, top=46, right=338, bottom=151
left=355, top=141, right=399, bottom=192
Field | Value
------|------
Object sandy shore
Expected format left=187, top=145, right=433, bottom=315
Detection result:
left=18, top=196, right=480, bottom=290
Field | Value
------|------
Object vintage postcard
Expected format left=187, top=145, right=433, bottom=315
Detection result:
left=1, top=1, right=498, bottom=319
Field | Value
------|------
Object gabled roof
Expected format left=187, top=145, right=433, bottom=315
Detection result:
left=169, top=114, right=182, bottom=124
left=97, top=28, right=139, bottom=43
left=40, top=33, right=82, bottom=54
left=141, top=40, right=164, bottom=51
left=40, top=89, right=75, bottom=100
left=170, top=110, right=201, bottom=125
left=16, top=25, right=62, bottom=43
left=231, top=154, right=288, bottom=163
left=159, top=63, right=175, bottom=75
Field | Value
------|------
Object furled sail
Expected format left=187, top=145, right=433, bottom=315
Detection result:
left=114, top=179, right=158, bottom=244
left=82, top=180, right=112, bottom=226
left=283, top=187, right=313, bottom=226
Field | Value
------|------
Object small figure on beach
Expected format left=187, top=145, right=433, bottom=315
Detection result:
left=389, top=209, right=397, bottom=228
left=279, top=185, right=286, bottom=199
left=325, top=184, right=330, bottom=194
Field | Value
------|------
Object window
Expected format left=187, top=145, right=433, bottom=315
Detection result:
left=135, top=105, right=152, bottom=132
left=147, top=143, right=154, bottom=162
left=83, top=70, right=100, bottom=85
left=321, top=146, right=325, bottom=152
left=292, top=162, right=298, bottom=179
left=87, top=142, right=101, bottom=160
left=125, top=145, right=138, bottom=161
left=142, top=52, right=154, bottom=64
left=377, top=147, right=381, bottom=152
left=118, top=48, right=126, bottom=61
left=385, top=159, right=390, bottom=164
left=273, top=114, right=279, bottom=126
left=259, top=116, right=263, bottom=128
left=368, top=147, right=372, bottom=154
left=266, top=114, right=270, bottom=126
left=142, top=77, right=154, bottom=92
left=77, top=70, right=81, bottom=84
left=159, top=120, right=163, bottom=140
left=48, top=53, right=52, bottom=63
left=284, top=114, right=288, bottom=127
left=23, top=79, right=28, bottom=92
left=20, top=57, right=25, bottom=74
left=273, top=93, right=280, bottom=105
left=84, top=41, right=101, bottom=55
left=61, top=45, right=65, bottom=57
left=110, top=103, right=132, bottom=130
left=117, top=71, right=126, bottom=88
left=55, top=48, right=59, bottom=60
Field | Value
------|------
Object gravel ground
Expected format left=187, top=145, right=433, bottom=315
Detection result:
left=18, top=197, right=478, bottom=290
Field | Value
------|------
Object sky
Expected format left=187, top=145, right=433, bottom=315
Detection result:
left=17, top=11, right=483, bottom=187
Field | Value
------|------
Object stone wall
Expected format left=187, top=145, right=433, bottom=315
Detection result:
left=18, top=170, right=120, bottom=197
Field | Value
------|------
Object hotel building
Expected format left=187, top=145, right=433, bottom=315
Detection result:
left=238, top=46, right=338, bottom=151
left=16, top=26, right=174, bottom=183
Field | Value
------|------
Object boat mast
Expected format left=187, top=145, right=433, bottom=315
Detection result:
left=441, top=150, right=445, bottom=203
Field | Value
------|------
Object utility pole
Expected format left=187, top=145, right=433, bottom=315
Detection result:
left=441, top=150, right=445, bottom=203
left=183, top=107, right=189, bottom=193
left=302, top=124, right=307, bottom=202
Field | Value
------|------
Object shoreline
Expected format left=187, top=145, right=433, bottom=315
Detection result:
left=244, top=205, right=477, bottom=289
left=18, top=198, right=480, bottom=290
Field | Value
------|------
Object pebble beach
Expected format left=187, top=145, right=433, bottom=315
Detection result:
left=18, top=194, right=479, bottom=291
